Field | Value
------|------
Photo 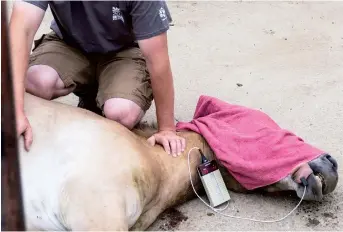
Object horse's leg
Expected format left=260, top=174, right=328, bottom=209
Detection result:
left=130, top=204, right=163, bottom=231
left=60, top=178, right=129, bottom=231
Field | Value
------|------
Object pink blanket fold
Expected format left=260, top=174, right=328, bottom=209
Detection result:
left=176, top=95, right=324, bottom=190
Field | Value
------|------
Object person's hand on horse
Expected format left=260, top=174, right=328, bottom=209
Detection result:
left=16, top=112, right=33, bottom=151
left=147, top=130, right=186, bottom=157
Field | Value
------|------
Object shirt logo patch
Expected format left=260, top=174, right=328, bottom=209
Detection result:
left=159, top=7, right=167, bottom=21
left=112, top=7, right=124, bottom=23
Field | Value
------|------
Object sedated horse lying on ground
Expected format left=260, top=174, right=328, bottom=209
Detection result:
left=19, top=93, right=338, bottom=231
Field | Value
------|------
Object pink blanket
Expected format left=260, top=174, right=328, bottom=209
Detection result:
left=176, top=95, right=324, bottom=190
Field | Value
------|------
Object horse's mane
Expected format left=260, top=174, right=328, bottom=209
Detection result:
left=132, top=120, right=158, bottom=139
left=132, top=117, right=181, bottom=139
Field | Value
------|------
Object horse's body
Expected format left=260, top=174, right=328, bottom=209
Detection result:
left=19, top=93, right=338, bottom=231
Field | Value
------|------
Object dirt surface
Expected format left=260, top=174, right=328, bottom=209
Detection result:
left=158, top=208, right=189, bottom=231
left=6, top=1, right=343, bottom=231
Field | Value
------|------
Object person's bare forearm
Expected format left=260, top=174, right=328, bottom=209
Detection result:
left=137, top=33, right=185, bottom=155
left=9, top=19, right=32, bottom=116
left=146, top=59, right=176, bottom=132
left=138, top=32, right=176, bottom=132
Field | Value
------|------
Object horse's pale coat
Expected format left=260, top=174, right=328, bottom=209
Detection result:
left=19, top=93, right=338, bottom=231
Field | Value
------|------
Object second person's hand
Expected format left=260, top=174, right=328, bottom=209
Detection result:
left=16, top=112, right=33, bottom=151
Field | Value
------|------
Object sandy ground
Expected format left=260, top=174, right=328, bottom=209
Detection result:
left=6, top=1, right=343, bottom=230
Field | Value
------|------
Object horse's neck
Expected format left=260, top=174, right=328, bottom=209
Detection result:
left=157, top=131, right=215, bottom=209
left=132, top=125, right=214, bottom=208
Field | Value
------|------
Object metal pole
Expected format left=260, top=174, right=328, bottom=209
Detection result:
left=1, top=1, right=26, bottom=230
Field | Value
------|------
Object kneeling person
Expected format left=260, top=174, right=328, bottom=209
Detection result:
left=10, top=1, right=186, bottom=156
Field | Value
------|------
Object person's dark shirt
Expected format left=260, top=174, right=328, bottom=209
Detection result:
left=25, top=1, right=173, bottom=54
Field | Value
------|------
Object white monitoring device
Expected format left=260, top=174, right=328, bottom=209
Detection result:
left=187, top=147, right=308, bottom=223
left=197, top=152, right=231, bottom=207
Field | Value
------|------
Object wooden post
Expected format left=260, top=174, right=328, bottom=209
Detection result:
left=1, top=1, right=26, bottom=230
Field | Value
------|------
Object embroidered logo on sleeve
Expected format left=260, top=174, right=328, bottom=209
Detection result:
left=159, top=7, right=167, bottom=21
left=112, top=7, right=124, bottom=23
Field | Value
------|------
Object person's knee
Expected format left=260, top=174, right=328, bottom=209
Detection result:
left=25, top=65, right=71, bottom=99
left=103, top=98, right=144, bottom=129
